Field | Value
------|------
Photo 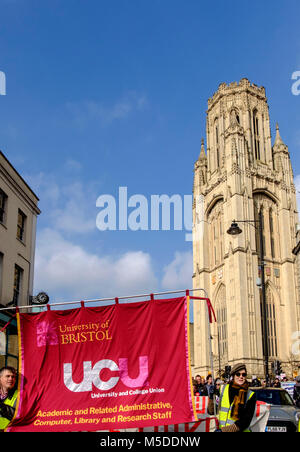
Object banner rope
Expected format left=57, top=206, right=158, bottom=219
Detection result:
left=189, top=296, right=217, bottom=323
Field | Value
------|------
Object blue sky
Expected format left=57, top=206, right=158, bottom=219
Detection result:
left=1, top=0, right=300, bottom=304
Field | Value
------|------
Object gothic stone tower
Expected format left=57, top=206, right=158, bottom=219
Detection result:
left=192, top=78, right=300, bottom=378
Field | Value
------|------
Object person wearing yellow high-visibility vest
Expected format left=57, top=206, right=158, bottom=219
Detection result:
left=0, top=366, right=18, bottom=431
left=208, top=363, right=256, bottom=432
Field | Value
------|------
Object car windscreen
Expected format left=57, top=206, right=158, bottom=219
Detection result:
left=254, top=389, right=294, bottom=406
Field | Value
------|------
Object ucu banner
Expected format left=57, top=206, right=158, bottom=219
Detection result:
left=7, top=297, right=196, bottom=431
left=63, top=356, right=149, bottom=392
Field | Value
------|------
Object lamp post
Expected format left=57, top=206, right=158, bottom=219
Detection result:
left=227, top=211, right=270, bottom=385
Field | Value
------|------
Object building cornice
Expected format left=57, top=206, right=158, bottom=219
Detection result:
left=207, top=78, right=267, bottom=111
left=0, top=165, right=41, bottom=215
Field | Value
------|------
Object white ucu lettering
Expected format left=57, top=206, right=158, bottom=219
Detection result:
left=63, top=356, right=149, bottom=392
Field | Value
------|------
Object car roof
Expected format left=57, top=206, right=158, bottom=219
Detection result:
left=250, top=387, right=285, bottom=390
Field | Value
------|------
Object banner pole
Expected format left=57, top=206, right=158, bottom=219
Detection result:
left=0, top=287, right=206, bottom=312
left=193, top=288, right=216, bottom=417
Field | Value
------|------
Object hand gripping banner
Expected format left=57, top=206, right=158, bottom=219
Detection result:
left=7, top=296, right=197, bottom=431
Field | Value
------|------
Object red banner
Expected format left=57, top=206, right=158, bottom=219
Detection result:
left=7, top=296, right=196, bottom=431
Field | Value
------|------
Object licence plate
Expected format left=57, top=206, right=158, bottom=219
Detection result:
left=266, top=426, right=287, bottom=432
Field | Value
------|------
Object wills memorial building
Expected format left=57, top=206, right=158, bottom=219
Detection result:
left=192, top=78, right=300, bottom=378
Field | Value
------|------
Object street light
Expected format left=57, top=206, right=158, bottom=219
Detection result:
left=227, top=211, right=270, bottom=385
left=226, top=221, right=242, bottom=236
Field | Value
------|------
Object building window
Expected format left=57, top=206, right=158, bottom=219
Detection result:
left=261, top=287, right=278, bottom=358
left=216, top=285, right=228, bottom=363
left=217, top=306, right=227, bottom=356
left=214, top=118, right=220, bottom=169
left=212, top=222, right=219, bottom=266
left=0, top=189, right=7, bottom=224
left=0, top=321, right=18, bottom=369
left=255, top=206, right=261, bottom=256
left=254, top=206, right=267, bottom=259
left=208, top=200, right=224, bottom=268
left=219, top=215, right=224, bottom=263
left=216, top=126, right=220, bottom=167
left=13, top=265, right=23, bottom=306
left=254, top=197, right=277, bottom=259
left=17, top=209, right=26, bottom=242
left=253, top=110, right=260, bottom=160
left=269, top=209, right=275, bottom=258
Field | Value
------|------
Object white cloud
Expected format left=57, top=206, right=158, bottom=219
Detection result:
left=25, top=172, right=96, bottom=234
left=50, top=181, right=96, bottom=233
left=34, top=228, right=158, bottom=302
left=66, top=91, right=148, bottom=128
left=161, top=250, right=193, bottom=290
left=27, top=163, right=193, bottom=305
left=64, top=159, right=82, bottom=172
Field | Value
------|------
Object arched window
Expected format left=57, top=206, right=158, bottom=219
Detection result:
left=269, top=208, right=275, bottom=258
left=213, top=221, right=218, bottom=266
left=254, top=205, right=266, bottom=258
left=215, top=285, right=228, bottom=361
left=214, top=118, right=220, bottom=169
left=219, top=214, right=224, bottom=263
left=261, top=286, right=278, bottom=358
left=254, top=194, right=277, bottom=260
left=253, top=109, right=260, bottom=160
left=207, top=198, right=224, bottom=268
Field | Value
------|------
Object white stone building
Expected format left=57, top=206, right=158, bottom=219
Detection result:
left=192, top=79, right=300, bottom=378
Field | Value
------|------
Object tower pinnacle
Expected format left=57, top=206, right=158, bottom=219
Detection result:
left=199, top=138, right=207, bottom=160
left=273, top=122, right=288, bottom=153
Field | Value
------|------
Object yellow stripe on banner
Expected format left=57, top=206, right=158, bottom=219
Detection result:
left=186, top=296, right=197, bottom=420
left=5, top=312, right=22, bottom=431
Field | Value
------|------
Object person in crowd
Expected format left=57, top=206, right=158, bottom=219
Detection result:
left=251, top=376, right=261, bottom=387
left=293, top=376, right=300, bottom=408
left=194, top=374, right=204, bottom=394
left=204, top=374, right=214, bottom=396
left=207, top=363, right=256, bottom=432
left=200, top=377, right=206, bottom=392
left=273, top=377, right=281, bottom=388
left=213, top=378, right=222, bottom=403
left=0, top=366, right=18, bottom=431
left=192, top=378, right=201, bottom=396
left=261, top=379, right=267, bottom=388
left=193, top=382, right=199, bottom=396
left=193, top=375, right=209, bottom=396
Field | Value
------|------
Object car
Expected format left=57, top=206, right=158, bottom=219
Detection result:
left=250, top=387, right=300, bottom=432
